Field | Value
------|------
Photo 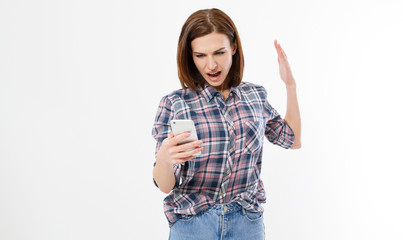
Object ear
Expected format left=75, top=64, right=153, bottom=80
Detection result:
left=231, top=42, right=237, bottom=55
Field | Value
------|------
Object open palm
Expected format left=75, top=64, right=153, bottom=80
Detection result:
left=274, top=40, right=295, bottom=86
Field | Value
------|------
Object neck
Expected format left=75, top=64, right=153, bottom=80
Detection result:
left=221, top=89, right=230, bottom=100
left=208, top=83, right=230, bottom=100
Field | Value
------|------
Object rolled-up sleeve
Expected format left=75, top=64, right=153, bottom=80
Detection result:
left=151, top=95, right=181, bottom=188
left=261, top=88, right=295, bottom=149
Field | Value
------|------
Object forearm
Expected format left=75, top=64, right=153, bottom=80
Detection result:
left=153, top=158, right=176, bottom=194
left=284, top=83, right=301, bottom=149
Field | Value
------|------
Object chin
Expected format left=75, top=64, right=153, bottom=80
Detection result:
left=209, top=82, right=223, bottom=86
left=204, top=79, right=225, bottom=88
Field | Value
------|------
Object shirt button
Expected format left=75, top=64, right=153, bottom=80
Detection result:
left=229, top=93, right=233, bottom=97
left=220, top=193, right=224, bottom=197
left=229, top=126, right=233, bottom=131
left=229, top=148, right=233, bottom=153
left=226, top=170, right=230, bottom=175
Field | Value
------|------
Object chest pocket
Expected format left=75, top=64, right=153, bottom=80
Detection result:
left=244, top=120, right=265, bottom=154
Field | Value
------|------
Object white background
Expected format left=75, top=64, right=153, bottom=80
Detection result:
left=1, top=0, right=403, bottom=239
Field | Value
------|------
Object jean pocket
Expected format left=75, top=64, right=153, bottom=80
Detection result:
left=244, top=120, right=264, bottom=154
left=178, top=214, right=196, bottom=222
left=242, top=209, right=264, bottom=222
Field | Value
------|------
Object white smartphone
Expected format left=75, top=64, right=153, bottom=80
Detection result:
left=170, top=119, right=201, bottom=156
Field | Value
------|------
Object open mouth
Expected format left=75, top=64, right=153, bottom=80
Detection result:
left=207, top=71, right=221, bottom=77
left=207, top=71, right=222, bottom=80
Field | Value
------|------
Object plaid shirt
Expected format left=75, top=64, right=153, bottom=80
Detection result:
left=152, top=82, right=294, bottom=227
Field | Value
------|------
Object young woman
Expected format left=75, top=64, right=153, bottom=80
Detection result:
left=152, top=8, right=301, bottom=240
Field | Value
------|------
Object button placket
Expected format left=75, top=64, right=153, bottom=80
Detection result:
left=224, top=103, right=234, bottom=177
left=216, top=93, right=235, bottom=203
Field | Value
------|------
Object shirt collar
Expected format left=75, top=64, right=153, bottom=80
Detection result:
left=200, top=84, right=241, bottom=102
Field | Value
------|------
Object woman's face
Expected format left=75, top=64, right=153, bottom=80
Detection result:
left=191, top=32, right=236, bottom=90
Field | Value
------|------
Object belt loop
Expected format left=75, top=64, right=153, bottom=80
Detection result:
left=241, top=206, right=246, bottom=215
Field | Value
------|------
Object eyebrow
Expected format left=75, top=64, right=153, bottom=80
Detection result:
left=193, top=47, right=226, bottom=54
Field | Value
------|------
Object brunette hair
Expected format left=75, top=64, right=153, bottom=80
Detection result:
left=177, top=8, right=244, bottom=90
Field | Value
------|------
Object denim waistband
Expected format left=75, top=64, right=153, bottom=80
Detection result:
left=207, top=202, right=242, bottom=215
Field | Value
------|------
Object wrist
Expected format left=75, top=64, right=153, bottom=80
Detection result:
left=156, top=155, right=173, bottom=169
left=286, top=82, right=296, bottom=90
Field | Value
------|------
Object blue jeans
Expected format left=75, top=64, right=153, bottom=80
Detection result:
left=169, top=203, right=265, bottom=240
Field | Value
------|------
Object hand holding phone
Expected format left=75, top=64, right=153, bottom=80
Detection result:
left=170, top=119, right=201, bottom=156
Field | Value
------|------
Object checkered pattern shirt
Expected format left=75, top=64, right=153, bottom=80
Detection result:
left=152, top=82, right=294, bottom=227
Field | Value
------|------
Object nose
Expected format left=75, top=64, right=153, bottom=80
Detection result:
left=207, top=56, right=217, bottom=70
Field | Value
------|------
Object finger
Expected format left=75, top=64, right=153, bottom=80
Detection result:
left=277, top=42, right=288, bottom=59
left=169, top=131, right=191, bottom=146
left=277, top=46, right=286, bottom=59
left=173, top=156, right=194, bottom=164
left=280, top=46, right=287, bottom=59
left=274, top=40, right=282, bottom=55
left=174, top=139, right=203, bottom=152
left=162, top=132, right=174, bottom=145
left=172, top=146, right=203, bottom=159
left=275, top=41, right=287, bottom=59
left=167, top=141, right=199, bottom=157
left=274, top=39, right=278, bottom=48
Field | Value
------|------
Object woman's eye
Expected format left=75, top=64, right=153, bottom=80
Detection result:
left=215, top=52, right=225, bottom=55
left=195, top=54, right=205, bottom=58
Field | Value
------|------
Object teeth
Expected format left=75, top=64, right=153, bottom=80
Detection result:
left=208, top=71, right=220, bottom=76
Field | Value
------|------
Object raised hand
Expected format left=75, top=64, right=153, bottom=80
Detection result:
left=274, top=40, right=296, bottom=86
